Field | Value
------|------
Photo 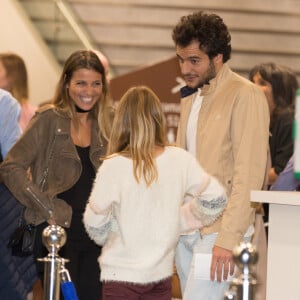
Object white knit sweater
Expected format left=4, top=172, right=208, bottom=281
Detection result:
left=83, top=146, right=226, bottom=284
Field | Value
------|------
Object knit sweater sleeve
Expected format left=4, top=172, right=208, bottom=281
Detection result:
left=180, top=153, right=227, bottom=233
left=83, top=159, right=118, bottom=245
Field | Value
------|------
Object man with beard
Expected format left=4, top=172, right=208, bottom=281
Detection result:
left=172, top=11, right=270, bottom=299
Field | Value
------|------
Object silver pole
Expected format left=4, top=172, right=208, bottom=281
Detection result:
left=224, top=242, right=258, bottom=300
left=38, top=225, right=68, bottom=300
left=42, top=256, right=61, bottom=300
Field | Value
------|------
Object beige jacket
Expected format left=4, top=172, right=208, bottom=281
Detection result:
left=177, top=63, right=270, bottom=250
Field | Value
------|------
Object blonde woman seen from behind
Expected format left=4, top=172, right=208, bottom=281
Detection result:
left=83, top=86, right=227, bottom=300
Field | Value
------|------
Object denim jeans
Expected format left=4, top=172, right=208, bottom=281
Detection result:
left=175, top=231, right=200, bottom=294
left=176, top=232, right=251, bottom=300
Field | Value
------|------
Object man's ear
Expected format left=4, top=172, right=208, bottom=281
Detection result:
left=213, top=53, right=223, bottom=64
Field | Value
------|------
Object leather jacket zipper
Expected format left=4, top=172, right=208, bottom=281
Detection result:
left=26, top=186, right=53, bottom=217
left=39, top=167, right=49, bottom=192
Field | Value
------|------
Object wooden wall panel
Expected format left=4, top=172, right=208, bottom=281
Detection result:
left=19, top=0, right=300, bottom=82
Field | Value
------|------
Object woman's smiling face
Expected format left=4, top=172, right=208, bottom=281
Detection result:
left=67, top=68, right=103, bottom=111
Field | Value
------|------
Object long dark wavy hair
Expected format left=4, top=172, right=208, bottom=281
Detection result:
left=249, top=62, right=298, bottom=127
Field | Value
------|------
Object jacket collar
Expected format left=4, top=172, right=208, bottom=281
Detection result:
left=201, top=63, right=231, bottom=96
left=51, top=109, right=104, bottom=153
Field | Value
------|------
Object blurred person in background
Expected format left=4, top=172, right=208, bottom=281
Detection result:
left=249, top=62, right=298, bottom=231
left=0, top=89, right=37, bottom=300
left=92, top=49, right=111, bottom=83
left=0, top=89, right=21, bottom=160
left=271, top=154, right=300, bottom=191
left=0, top=52, right=40, bottom=299
left=0, top=52, right=37, bottom=131
left=249, top=62, right=298, bottom=186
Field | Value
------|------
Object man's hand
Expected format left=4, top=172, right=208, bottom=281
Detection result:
left=210, top=245, right=234, bottom=282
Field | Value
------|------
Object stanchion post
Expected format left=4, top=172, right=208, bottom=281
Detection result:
left=38, top=225, right=68, bottom=300
left=224, top=242, right=258, bottom=300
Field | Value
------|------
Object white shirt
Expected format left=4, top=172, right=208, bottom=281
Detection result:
left=186, top=89, right=203, bottom=156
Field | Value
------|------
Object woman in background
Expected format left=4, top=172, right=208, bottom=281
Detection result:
left=249, top=62, right=298, bottom=185
left=0, top=53, right=39, bottom=300
left=0, top=52, right=37, bottom=130
left=0, top=50, right=114, bottom=300
left=249, top=62, right=298, bottom=234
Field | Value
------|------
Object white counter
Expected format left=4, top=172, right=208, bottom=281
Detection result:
left=251, top=191, right=300, bottom=300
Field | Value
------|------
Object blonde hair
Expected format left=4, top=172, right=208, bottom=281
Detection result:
left=0, top=53, right=29, bottom=104
left=52, top=50, right=113, bottom=142
left=108, top=86, right=167, bottom=186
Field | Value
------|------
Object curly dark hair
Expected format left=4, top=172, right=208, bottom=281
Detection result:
left=172, top=11, right=231, bottom=62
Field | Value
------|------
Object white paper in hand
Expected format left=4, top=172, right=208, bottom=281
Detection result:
left=194, top=253, right=235, bottom=282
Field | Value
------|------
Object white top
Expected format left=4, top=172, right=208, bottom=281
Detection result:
left=186, top=89, right=202, bottom=156
left=83, top=146, right=226, bottom=284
